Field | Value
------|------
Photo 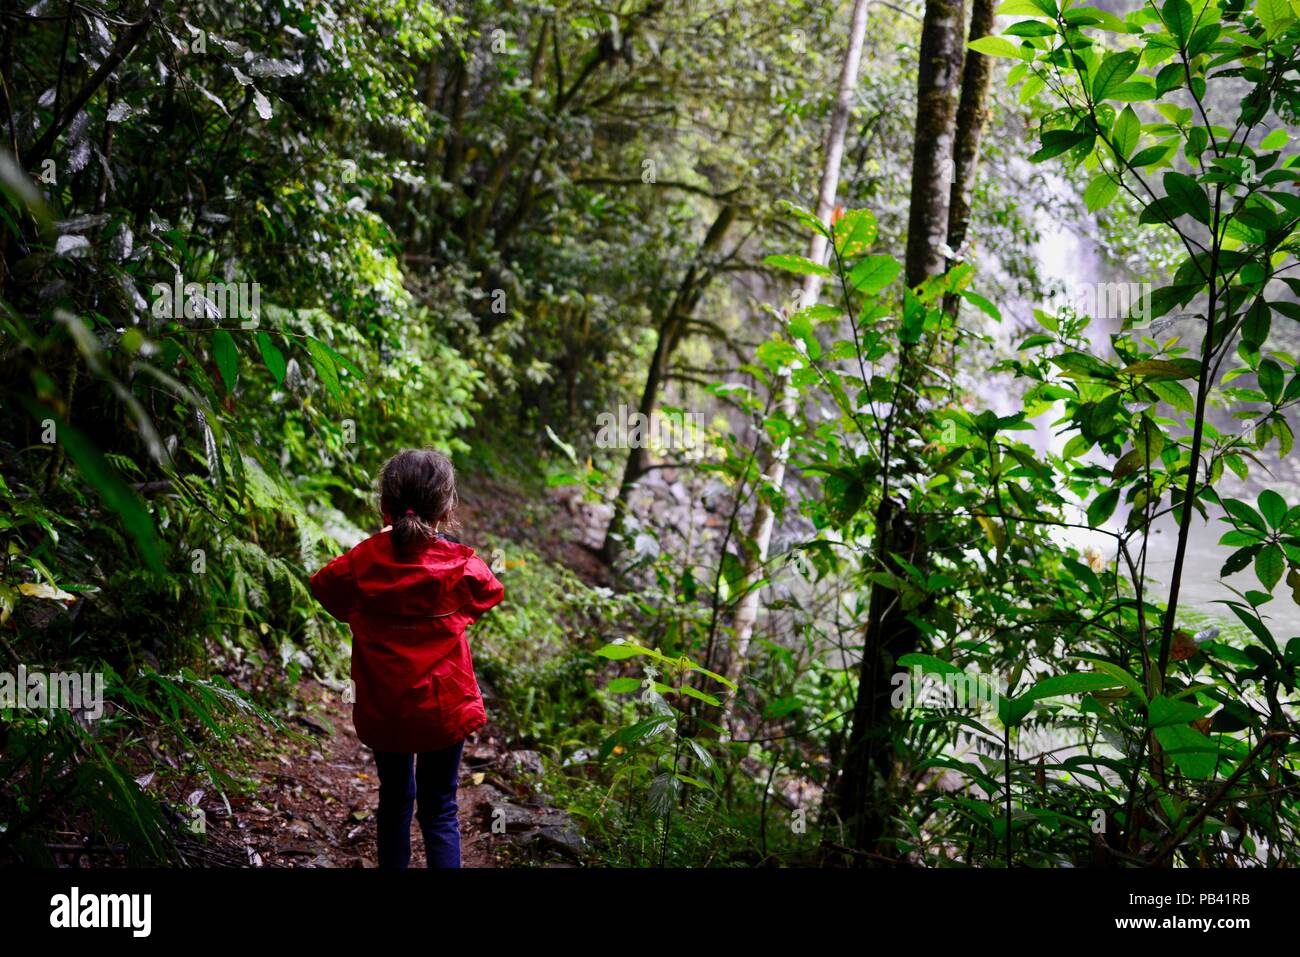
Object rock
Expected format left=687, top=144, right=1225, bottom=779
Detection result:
left=534, top=820, right=586, bottom=860
left=509, top=749, right=544, bottom=776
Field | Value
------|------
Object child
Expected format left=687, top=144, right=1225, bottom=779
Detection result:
left=309, top=448, right=504, bottom=868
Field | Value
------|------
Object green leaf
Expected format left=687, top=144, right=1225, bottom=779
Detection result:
left=968, top=35, right=1026, bottom=59
left=1275, top=415, right=1294, bottom=456
left=1255, top=0, right=1296, bottom=37
left=996, top=0, right=1050, bottom=14
left=1028, top=672, right=1125, bottom=698
left=1067, top=5, right=1133, bottom=31
left=1136, top=413, right=1166, bottom=463
left=1004, top=19, right=1057, bottom=36
left=763, top=254, right=831, bottom=277
left=1226, top=602, right=1279, bottom=655
left=1053, top=351, right=1117, bottom=379
left=594, top=642, right=655, bottom=661
left=1031, top=128, right=1090, bottom=163
left=1162, top=171, right=1211, bottom=225
left=960, top=290, right=1001, bottom=321
left=1147, top=378, right=1195, bottom=411
left=1258, top=358, right=1283, bottom=403
left=605, top=677, right=642, bottom=694
left=1092, top=50, right=1140, bottom=100
left=756, top=338, right=803, bottom=373
left=848, top=254, right=902, bottom=293
left=1259, top=489, right=1287, bottom=529
left=1153, top=723, right=1217, bottom=779
left=1111, top=78, right=1158, bottom=102
left=1113, top=106, right=1140, bottom=159
left=1221, top=546, right=1257, bottom=577
left=1130, top=141, right=1175, bottom=167
left=1242, top=299, right=1270, bottom=350
left=1186, top=23, right=1221, bottom=58
left=1223, top=497, right=1267, bottom=532
left=1077, top=657, right=1148, bottom=704
left=1112, top=447, right=1144, bottom=479
left=1084, top=172, right=1120, bottom=211
left=678, top=685, right=721, bottom=706
left=318, top=341, right=364, bottom=380
left=305, top=336, right=342, bottom=400
left=832, top=209, right=878, bottom=256
left=19, top=399, right=163, bottom=573
left=897, top=653, right=964, bottom=677
left=674, top=772, right=712, bottom=789
left=1155, top=63, right=1185, bottom=98
left=1087, top=488, right=1120, bottom=527
left=1220, top=529, right=1264, bottom=546
left=1255, top=543, right=1284, bottom=590
left=777, top=201, right=830, bottom=237
left=256, top=331, right=286, bottom=386
left=788, top=310, right=822, bottom=360
left=213, top=329, right=239, bottom=392
left=1162, top=0, right=1194, bottom=44
left=1260, top=128, right=1289, bottom=151
left=1122, top=358, right=1201, bottom=380
left=998, top=692, right=1036, bottom=728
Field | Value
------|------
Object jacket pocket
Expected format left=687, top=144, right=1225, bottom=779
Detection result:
left=431, top=655, right=478, bottom=705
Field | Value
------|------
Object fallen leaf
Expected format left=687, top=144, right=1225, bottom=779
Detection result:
left=18, top=582, right=77, bottom=602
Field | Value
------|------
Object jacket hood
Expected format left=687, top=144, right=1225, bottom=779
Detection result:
left=349, top=532, right=478, bottom=618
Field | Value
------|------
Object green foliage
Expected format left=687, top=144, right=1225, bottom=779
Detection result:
left=3, top=0, right=1296, bottom=870
left=708, top=0, right=1300, bottom=866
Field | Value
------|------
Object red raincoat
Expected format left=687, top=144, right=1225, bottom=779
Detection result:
left=309, top=531, right=504, bottom=754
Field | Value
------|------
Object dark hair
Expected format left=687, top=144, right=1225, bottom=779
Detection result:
left=379, top=448, right=459, bottom=553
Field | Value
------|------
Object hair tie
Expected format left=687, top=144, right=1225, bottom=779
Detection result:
left=404, top=508, right=416, bottom=517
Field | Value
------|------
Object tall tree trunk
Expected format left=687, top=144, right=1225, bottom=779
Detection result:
left=942, top=0, right=996, bottom=317
left=438, top=58, right=469, bottom=236
left=601, top=204, right=738, bottom=560
left=837, top=0, right=966, bottom=859
left=721, top=0, right=872, bottom=685
left=902, top=0, right=967, bottom=289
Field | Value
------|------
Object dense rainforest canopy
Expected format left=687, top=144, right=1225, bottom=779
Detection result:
left=1, top=0, right=1298, bottom=873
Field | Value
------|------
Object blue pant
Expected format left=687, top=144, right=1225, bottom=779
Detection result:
left=373, top=740, right=464, bottom=868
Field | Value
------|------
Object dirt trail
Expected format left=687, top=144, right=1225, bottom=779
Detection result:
left=196, top=677, right=585, bottom=868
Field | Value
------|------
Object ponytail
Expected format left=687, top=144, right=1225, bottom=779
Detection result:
left=391, top=507, right=436, bottom=553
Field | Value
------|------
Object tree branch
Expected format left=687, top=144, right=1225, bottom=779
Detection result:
left=27, top=0, right=164, bottom=168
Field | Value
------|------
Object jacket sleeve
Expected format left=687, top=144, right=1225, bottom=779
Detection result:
left=310, top=550, right=359, bottom=623
left=462, top=553, right=504, bottom=622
